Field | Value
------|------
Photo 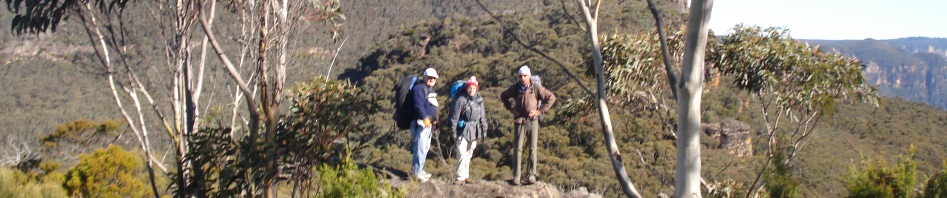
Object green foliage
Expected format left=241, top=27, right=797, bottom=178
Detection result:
left=845, top=146, right=918, bottom=198
left=710, top=25, right=879, bottom=112
left=313, top=0, right=347, bottom=41
left=279, top=77, right=372, bottom=162
left=181, top=125, right=246, bottom=196
left=181, top=77, right=369, bottom=197
left=598, top=29, right=685, bottom=108
left=764, top=153, right=800, bottom=198
left=39, top=119, right=123, bottom=154
left=40, top=119, right=117, bottom=147
left=63, top=145, right=151, bottom=198
left=315, top=154, right=406, bottom=198
left=0, top=167, right=67, bottom=198
left=923, top=161, right=947, bottom=198
left=703, top=179, right=746, bottom=198
left=7, top=1, right=947, bottom=197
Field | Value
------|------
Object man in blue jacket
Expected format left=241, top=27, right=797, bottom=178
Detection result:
left=410, top=68, right=439, bottom=182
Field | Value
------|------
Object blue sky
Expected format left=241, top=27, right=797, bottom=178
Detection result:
left=708, top=0, right=947, bottom=40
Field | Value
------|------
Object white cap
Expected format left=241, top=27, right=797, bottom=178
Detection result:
left=518, top=65, right=531, bottom=75
left=423, top=68, right=439, bottom=79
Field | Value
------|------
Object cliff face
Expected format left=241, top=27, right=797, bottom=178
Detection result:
left=813, top=37, right=947, bottom=109
left=863, top=56, right=947, bottom=108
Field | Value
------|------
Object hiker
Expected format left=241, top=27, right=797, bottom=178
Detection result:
left=411, top=68, right=440, bottom=182
left=500, top=65, right=556, bottom=186
left=449, top=76, right=488, bottom=185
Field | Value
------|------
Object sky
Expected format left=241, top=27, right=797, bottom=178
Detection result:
left=708, top=0, right=947, bottom=40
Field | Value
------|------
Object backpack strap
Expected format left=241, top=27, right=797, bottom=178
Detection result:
left=533, top=84, right=542, bottom=110
left=460, top=101, right=468, bottom=118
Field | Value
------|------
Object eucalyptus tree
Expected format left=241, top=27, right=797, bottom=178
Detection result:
left=6, top=0, right=344, bottom=196
left=574, top=0, right=713, bottom=197
left=671, top=1, right=714, bottom=196
left=708, top=25, right=879, bottom=197
left=574, top=0, right=643, bottom=197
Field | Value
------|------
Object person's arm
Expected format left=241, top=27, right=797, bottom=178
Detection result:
left=480, top=100, right=488, bottom=133
left=499, top=86, right=517, bottom=116
left=537, top=86, right=556, bottom=113
left=411, top=86, right=431, bottom=121
left=448, top=97, right=463, bottom=135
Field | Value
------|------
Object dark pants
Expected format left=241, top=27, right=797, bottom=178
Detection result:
left=513, top=118, right=539, bottom=184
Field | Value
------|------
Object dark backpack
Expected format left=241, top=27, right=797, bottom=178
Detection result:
left=393, top=75, right=419, bottom=130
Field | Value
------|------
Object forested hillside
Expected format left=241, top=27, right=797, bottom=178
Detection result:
left=2, top=0, right=946, bottom=197
left=807, top=37, right=947, bottom=109
left=336, top=13, right=947, bottom=198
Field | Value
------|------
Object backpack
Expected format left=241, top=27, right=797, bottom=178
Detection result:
left=531, top=75, right=543, bottom=110
left=393, top=75, right=419, bottom=130
left=448, top=80, right=469, bottom=128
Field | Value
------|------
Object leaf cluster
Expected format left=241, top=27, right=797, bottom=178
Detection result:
left=180, top=77, right=370, bottom=197
left=63, top=145, right=151, bottom=198
left=710, top=25, right=879, bottom=114
left=844, top=146, right=919, bottom=198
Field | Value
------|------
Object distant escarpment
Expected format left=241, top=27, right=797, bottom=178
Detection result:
left=807, top=37, right=947, bottom=109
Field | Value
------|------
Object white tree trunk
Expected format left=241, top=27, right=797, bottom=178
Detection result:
left=674, top=0, right=713, bottom=197
left=577, top=0, right=642, bottom=197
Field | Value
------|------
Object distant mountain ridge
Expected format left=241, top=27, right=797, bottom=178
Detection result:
left=804, top=37, right=947, bottom=109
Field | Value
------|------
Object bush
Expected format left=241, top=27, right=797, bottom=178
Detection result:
left=764, top=153, right=800, bottom=198
left=316, top=154, right=406, bottom=198
left=703, top=179, right=746, bottom=198
left=845, top=146, right=918, bottom=198
left=923, top=160, right=947, bottom=198
left=0, top=167, right=68, bottom=198
left=63, top=145, right=151, bottom=198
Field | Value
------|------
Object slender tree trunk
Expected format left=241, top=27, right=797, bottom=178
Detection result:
left=79, top=5, right=162, bottom=196
left=645, top=0, right=679, bottom=98
left=674, top=0, right=713, bottom=197
left=577, top=0, right=642, bottom=197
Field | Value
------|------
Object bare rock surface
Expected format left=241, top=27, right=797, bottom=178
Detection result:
left=386, top=177, right=601, bottom=198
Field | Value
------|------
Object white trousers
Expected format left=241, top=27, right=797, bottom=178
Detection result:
left=455, top=138, right=478, bottom=180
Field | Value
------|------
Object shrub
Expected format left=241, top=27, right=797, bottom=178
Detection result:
left=0, top=167, right=67, bottom=198
left=845, top=146, right=918, bottom=198
left=63, top=145, right=151, bottom=198
left=703, top=179, right=746, bottom=198
left=923, top=160, right=947, bottom=198
left=316, top=154, right=406, bottom=198
left=764, top=153, right=800, bottom=198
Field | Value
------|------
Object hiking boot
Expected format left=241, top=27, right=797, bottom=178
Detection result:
left=526, top=176, right=537, bottom=185
left=419, top=171, right=432, bottom=179
left=417, top=174, right=431, bottom=182
left=416, top=171, right=432, bottom=182
left=453, top=179, right=466, bottom=185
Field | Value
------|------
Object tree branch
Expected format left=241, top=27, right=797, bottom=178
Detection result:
left=473, top=0, right=593, bottom=96
left=645, top=0, right=679, bottom=97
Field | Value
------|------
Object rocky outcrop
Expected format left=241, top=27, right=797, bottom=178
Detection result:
left=702, top=119, right=752, bottom=157
left=388, top=178, right=601, bottom=198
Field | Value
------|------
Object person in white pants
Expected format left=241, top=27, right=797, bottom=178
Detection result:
left=448, top=76, right=488, bottom=185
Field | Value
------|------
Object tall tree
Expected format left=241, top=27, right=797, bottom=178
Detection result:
left=708, top=25, right=879, bottom=197
left=6, top=0, right=344, bottom=196
left=575, top=0, right=642, bottom=197
left=673, top=0, right=713, bottom=196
